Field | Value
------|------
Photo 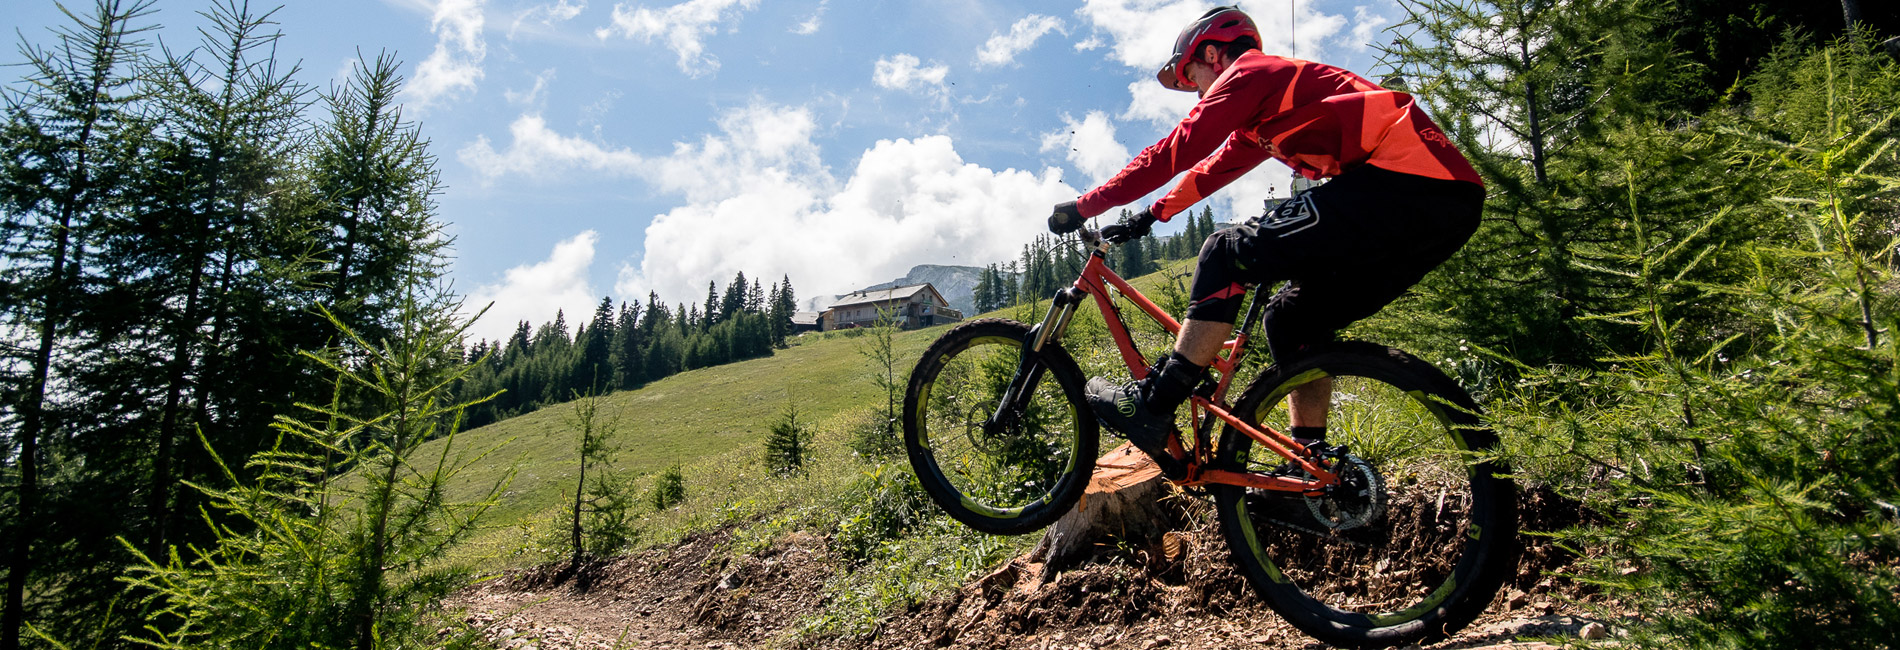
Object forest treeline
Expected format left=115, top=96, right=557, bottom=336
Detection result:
left=0, top=0, right=1895, bottom=648
left=455, top=271, right=798, bottom=430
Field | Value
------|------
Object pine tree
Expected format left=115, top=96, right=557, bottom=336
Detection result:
left=131, top=0, right=316, bottom=564
left=702, top=281, right=719, bottom=330
left=720, top=271, right=746, bottom=322
left=971, top=266, right=995, bottom=314
left=1381, top=0, right=1676, bottom=364
left=1004, top=261, right=1021, bottom=305
left=0, top=2, right=154, bottom=644
left=575, top=297, right=614, bottom=393
left=564, top=388, right=622, bottom=564
left=773, top=274, right=796, bottom=347
left=310, top=50, right=449, bottom=343
left=613, top=300, right=644, bottom=389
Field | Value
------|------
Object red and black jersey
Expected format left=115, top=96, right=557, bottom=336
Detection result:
left=1075, top=51, right=1482, bottom=222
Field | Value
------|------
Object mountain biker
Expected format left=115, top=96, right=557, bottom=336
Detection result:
left=1046, top=5, right=1485, bottom=479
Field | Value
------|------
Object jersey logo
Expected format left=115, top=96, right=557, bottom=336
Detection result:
left=1421, top=128, right=1451, bottom=147
left=1257, top=193, right=1321, bottom=238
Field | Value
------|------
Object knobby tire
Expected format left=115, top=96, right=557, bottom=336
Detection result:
left=903, top=319, right=1099, bottom=535
left=1212, top=341, right=1518, bottom=648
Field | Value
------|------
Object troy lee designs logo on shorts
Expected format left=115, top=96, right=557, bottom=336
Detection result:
left=1421, top=128, right=1451, bottom=147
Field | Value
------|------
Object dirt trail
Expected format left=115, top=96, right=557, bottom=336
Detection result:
left=448, top=489, right=1618, bottom=650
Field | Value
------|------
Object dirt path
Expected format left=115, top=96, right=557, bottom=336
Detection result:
left=449, top=490, right=1618, bottom=650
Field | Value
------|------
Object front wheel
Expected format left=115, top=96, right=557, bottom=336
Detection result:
left=1213, top=342, right=1518, bottom=648
left=902, top=318, right=1099, bottom=535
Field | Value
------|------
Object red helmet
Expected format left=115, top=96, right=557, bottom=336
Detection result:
left=1158, top=6, right=1260, bottom=92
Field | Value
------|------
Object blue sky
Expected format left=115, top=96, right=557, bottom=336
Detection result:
left=6, top=0, right=1404, bottom=343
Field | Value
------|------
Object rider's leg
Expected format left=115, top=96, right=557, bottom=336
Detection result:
left=1289, top=376, right=1332, bottom=440
left=1173, top=318, right=1233, bottom=364
left=1177, top=317, right=1330, bottom=435
left=1087, top=229, right=1262, bottom=478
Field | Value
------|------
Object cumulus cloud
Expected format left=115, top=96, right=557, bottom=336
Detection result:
left=872, top=54, right=948, bottom=91
left=407, top=0, right=487, bottom=112
left=463, top=102, right=1075, bottom=308
left=607, top=103, right=1075, bottom=308
left=1039, top=111, right=1130, bottom=185
left=509, top=0, right=584, bottom=38
left=458, top=113, right=646, bottom=179
left=465, top=231, right=602, bottom=344
left=790, top=0, right=824, bottom=35
left=1120, top=78, right=1198, bottom=128
left=1345, top=6, right=1391, bottom=53
left=976, top=15, right=1063, bottom=67
left=596, top=0, right=760, bottom=76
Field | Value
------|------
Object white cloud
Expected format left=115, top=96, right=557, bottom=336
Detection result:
left=509, top=0, right=585, bottom=39
left=465, top=231, right=601, bottom=344
left=1120, top=78, right=1197, bottom=128
left=407, top=0, right=487, bottom=112
left=1216, top=163, right=1284, bottom=218
left=1074, top=36, right=1104, bottom=51
left=976, top=14, right=1063, bottom=67
left=1345, top=6, right=1391, bottom=53
left=607, top=103, right=1075, bottom=308
left=872, top=54, right=948, bottom=91
left=464, top=102, right=1076, bottom=307
left=1074, top=0, right=1207, bottom=71
left=642, top=103, right=827, bottom=203
left=1039, top=111, right=1130, bottom=185
left=596, top=0, right=760, bottom=76
left=791, top=0, right=824, bottom=35
left=458, top=113, right=646, bottom=179
left=504, top=68, right=556, bottom=106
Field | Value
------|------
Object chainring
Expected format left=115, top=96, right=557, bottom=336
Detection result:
left=1303, top=452, right=1386, bottom=531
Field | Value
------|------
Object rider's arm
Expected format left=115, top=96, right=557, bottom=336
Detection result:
left=1150, top=135, right=1272, bottom=221
left=1073, top=64, right=1276, bottom=219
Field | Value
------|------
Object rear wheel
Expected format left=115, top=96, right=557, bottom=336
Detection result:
left=902, top=319, right=1098, bottom=535
left=1213, top=342, right=1518, bottom=648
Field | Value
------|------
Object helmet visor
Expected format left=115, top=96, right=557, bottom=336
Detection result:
left=1156, top=62, right=1195, bottom=92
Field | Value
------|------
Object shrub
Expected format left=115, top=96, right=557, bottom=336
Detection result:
left=831, top=464, right=930, bottom=561
left=763, top=401, right=813, bottom=476
left=583, top=471, right=641, bottom=556
left=650, top=464, right=686, bottom=511
left=843, top=407, right=902, bottom=460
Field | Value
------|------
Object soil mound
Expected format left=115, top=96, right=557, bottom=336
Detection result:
left=450, top=485, right=1615, bottom=649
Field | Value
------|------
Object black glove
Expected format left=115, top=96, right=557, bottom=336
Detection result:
left=1047, top=201, right=1085, bottom=235
left=1102, top=207, right=1158, bottom=244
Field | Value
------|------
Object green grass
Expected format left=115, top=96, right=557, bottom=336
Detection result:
left=432, top=321, right=942, bottom=567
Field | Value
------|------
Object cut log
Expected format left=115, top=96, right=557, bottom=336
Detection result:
left=1025, top=442, right=1171, bottom=581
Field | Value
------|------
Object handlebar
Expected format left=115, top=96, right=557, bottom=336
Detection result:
left=1075, top=224, right=1110, bottom=254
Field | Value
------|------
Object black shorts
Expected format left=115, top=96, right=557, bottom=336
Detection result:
left=1182, top=164, right=1484, bottom=362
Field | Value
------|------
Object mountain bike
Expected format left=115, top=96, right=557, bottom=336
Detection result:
left=901, top=225, right=1518, bottom=648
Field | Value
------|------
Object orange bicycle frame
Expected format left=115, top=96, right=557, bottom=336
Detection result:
left=1026, top=232, right=1337, bottom=492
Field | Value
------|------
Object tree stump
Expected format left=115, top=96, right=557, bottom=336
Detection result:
left=1022, top=442, right=1171, bottom=583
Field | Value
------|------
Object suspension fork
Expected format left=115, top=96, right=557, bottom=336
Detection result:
left=988, top=287, right=1085, bottom=428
